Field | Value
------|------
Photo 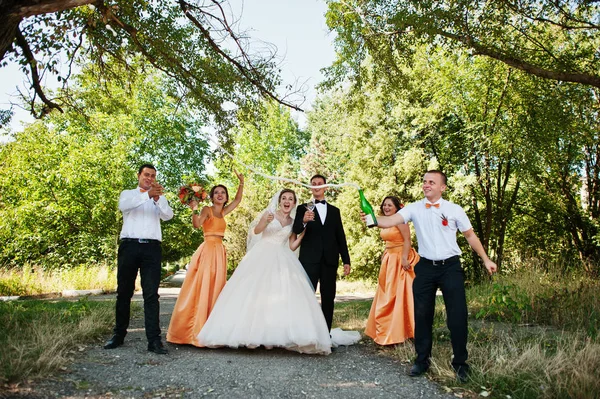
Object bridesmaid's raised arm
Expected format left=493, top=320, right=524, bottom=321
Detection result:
left=224, top=170, right=244, bottom=216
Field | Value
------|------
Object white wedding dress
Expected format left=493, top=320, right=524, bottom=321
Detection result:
left=197, top=218, right=356, bottom=355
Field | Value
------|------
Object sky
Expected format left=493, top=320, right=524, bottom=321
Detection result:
left=0, top=0, right=337, bottom=132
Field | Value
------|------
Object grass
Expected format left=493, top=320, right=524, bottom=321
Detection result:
left=334, top=270, right=600, bottom=399
left=0, top=298, right=117, bottom=383
left=2, top=267, right=599, bottom=398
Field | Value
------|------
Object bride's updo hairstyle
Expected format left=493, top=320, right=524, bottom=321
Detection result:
left=278, top=188, right=297, bottom=204
left=210, top=184, right=229, bottom=204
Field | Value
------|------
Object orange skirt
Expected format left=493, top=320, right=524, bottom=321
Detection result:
left=365, top=245, right=419, bottom=345
left=167, top=236, right=227, bottom=347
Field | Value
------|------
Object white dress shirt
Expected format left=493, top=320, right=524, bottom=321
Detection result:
left=314, top=200, right=327, bottom=224
left=119, top=187, right=174, bottom=241
left=398, top=198, right=472, bottom=261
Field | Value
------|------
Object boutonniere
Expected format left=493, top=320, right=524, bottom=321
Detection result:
left=441, top=214, right=449, bottom=226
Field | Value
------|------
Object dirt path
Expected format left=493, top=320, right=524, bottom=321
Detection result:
left=5, top=275, right=456, bottom=399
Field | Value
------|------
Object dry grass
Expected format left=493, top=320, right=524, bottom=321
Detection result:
left=345, top=271, right=600, bottom=399
left=0, top=299, right=116, bottom=383
left=333, top=299, right=372, bottom=331
left=335, top=278, right=377, bottom=296
left=0, top=265, right=118, bottom=296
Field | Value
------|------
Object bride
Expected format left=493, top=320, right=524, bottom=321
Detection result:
left=197, top=189, right=359, bottom=354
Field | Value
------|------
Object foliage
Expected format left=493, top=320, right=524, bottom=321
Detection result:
left=323, top=0, right=600, bottom=90
left=212, top=101, right=309, bottom=271
left=0, top=298, right=116, bottom=383
left=475, top=283, right=532, bottom=323
left=321, top=0, right=600, bottom=275
left=300, top=90, right=431, bottom=280
left=0, top=62, right=209, bottom=269
left=305, top=36, right=600, bottom=278
left=470, top=268, right=600, bottom=338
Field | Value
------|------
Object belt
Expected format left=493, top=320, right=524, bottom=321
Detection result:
left=120, top=238, right=161, bottom=244
left=422, top=255, right=459, bottom=265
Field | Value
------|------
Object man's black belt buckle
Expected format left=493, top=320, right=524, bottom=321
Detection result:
left=430, top=255, right=459, bottom=266
left=122, top=238, right=159, bottom=244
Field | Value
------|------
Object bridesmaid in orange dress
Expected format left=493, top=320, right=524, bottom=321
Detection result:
left=365, top=196, right=420, bottom=345
left=167, top=171, right=244, bottom=347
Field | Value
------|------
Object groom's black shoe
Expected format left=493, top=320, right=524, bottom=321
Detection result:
left=454, top=365, right=470, bottom=383
left=103, top=335, right=124, bottom=349
left=408, top=363, right=429, bottom=377
left=148, top=340, right=168, bottom=355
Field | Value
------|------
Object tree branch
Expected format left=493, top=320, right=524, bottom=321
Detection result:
left=178, top=0, right=304, bottom=112
left=12, top=0, right=97, bottom=19
left=14, top=27, right=63, bottom=116
left=442, top=30, right=600, bottom=88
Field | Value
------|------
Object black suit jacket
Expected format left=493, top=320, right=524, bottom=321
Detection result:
left=293, top=202, right=351, bottom=267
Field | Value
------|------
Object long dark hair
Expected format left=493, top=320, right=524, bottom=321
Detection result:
left=209, top=184, right=229, bottom=204
left=379, top=196, right=403, bottom=215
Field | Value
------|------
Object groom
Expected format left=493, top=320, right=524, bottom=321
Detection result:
left=293, top=174, right=351, bottom=331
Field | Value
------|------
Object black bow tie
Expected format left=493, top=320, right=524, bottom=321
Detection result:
left=314, top=200, right=326, bottom=204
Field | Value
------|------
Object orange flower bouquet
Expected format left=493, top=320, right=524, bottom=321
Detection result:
left=178, top=183, right=208, bottom=206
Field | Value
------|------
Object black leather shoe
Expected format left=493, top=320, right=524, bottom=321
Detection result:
left=103, top=335, right=124, bottom=349
left=148, top=340, right=168, bottom=355
left=408, top=363, right=429, bottom=377
left=455, top=366, right=469, bottom=383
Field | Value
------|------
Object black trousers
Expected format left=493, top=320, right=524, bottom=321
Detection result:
left=412, top=256, right=468, bottom=369
left=303, top=257, right=338, bottom=331
left=114, top=240, right=162, bottom=343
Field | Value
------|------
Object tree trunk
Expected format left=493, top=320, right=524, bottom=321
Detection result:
left=0, top=0, right=97, bottom=62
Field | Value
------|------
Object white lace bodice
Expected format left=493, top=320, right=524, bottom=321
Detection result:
left=261, top=219, right=293, bottom=246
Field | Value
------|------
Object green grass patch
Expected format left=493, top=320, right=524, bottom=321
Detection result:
left=0, top=298, right=116, bottom=383
left=333, top=299, right=372, bottom=331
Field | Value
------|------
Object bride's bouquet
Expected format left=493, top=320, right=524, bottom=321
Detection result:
left=178, top=183, right=208, bottom=206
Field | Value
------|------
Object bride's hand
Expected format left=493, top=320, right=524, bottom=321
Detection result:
left=266, top=212, right=274, bottom=223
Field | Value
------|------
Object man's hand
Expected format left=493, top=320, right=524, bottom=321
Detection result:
left=359, top=211, right=366, bottom=224
left=343, top=264, right=351, bottom=276
left=484, top=259, right=497, bottom=275
left=148, top=183, right=164, bottom=201
left=303, top=210, right=315, bottom=223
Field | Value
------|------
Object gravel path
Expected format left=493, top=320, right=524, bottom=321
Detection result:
left=5, top=279, right=456, bottom=399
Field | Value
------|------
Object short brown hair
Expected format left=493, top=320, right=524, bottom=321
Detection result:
left=310, top=174, right=327, bottom=184
left=425, top=170, right=447, bottom=185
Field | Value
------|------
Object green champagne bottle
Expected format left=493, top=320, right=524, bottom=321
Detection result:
left=359, top=189, right=378, bottom=228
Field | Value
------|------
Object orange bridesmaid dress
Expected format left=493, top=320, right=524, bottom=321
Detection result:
left=365, top=226, right=420, bottom=345
left=167, top=208, right=227, bottom=347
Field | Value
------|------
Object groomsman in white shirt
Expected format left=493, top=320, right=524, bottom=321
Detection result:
left=364, top=170, right=496, bottom=382
left=104, top=163, right=174, bottom=354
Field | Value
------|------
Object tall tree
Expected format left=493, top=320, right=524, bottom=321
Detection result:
left=0, top=62, right=209, bottom=269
